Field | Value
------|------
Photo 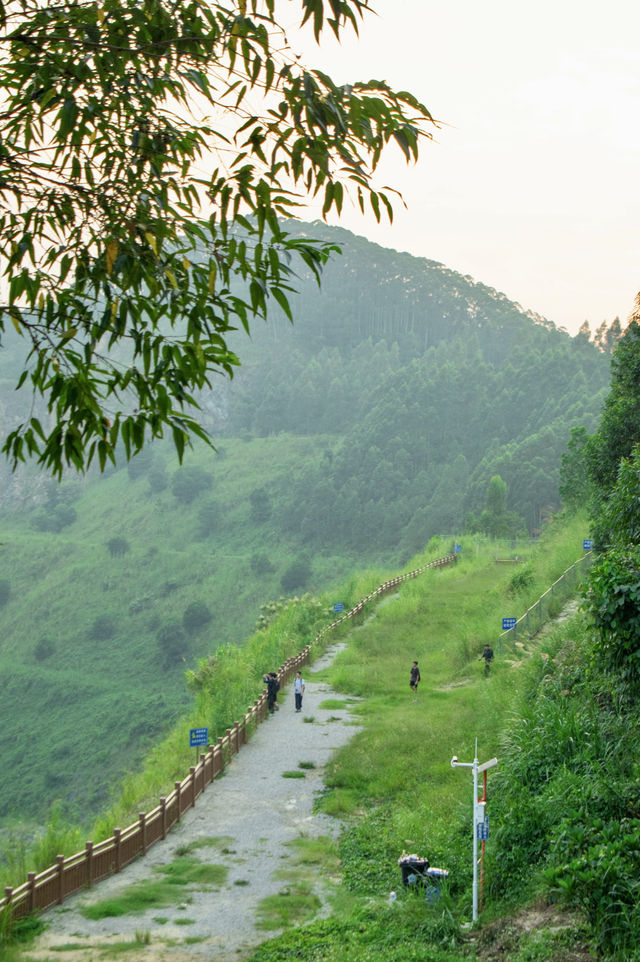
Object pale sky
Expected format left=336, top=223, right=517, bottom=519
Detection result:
left=285, top=0, right=640, bottom=336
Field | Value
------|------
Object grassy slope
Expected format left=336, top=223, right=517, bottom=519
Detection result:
left=2, top=512, right=592, bottom=962
left=245, top=513, right=593, bottom=962
left=0, top=435, right=369, bottom=823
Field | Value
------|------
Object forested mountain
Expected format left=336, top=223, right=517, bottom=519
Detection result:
left=0, top=222, right=612, bottom=825
left=220, top=221, right=610, bottom=554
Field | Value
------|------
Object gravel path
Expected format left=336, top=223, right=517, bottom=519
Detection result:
left=28, top=644, right=360, bottom=962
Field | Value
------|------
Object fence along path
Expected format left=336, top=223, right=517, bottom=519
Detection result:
left=1, top=553, right=456, bottom=922
left=496, top=551, right=593, bottom=649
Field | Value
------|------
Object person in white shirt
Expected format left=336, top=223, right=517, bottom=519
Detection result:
left=293, top=671, right=305, bottom=712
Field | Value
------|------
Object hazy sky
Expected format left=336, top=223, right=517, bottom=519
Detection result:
left=285, top=0, right=640, bottom=336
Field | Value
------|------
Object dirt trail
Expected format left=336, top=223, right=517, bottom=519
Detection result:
left=27, top=644, right=360, bottom=962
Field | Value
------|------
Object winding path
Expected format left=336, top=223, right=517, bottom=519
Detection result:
left=27, top=644, right=360, bottom=962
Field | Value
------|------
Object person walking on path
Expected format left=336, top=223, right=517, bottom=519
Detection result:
left=293, top=671, right=305, bottom=712
left=480, top=644, right=494, bottom=675
left=410, top=660, right=421, bottom=695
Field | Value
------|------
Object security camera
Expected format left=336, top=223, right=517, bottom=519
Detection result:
left=451, top=755, right=458, bottom=766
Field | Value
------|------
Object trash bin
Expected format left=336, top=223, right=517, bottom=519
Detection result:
left=398, top=855, right=430, bottom=887
left=424, top=866, right=449, bottom=903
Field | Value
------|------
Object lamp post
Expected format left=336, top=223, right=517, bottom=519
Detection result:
left=451, top=739, right=498, bottom=922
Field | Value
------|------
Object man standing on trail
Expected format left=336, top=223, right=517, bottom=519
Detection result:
left=293, top=671, right=305, bottom=712
left=481, top=644, right=494, bottom=675
left=410, top=661, right=421, bottom=695
left=263, top=672, right=280, bottom=713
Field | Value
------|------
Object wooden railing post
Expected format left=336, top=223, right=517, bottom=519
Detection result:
left=86, top=841, right=94, bottom=887
left=175, top=781, right=182, bottom=822
left=56, top=855, right=64, bottom=905
left=200, top=754, right=207, bottom=793
left=160, top=797, right=167, bottom=839
left=139, top=813, right=147, bottom=856
left=190, top=767, right=197, bottom=808
left=4, top=887, right=12, bottom=914
left=27, top=872, right=36, bottom=912
left=113, top=829, right=121, bottom=873
left=234, top=721, right=240, bottom=752
left=226, top=729, right=232, bottom=758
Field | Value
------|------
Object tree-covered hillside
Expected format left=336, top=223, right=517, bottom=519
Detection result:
left=221, top=222, right=611, bottom=554
left=0, top=222, right=612, bottom=827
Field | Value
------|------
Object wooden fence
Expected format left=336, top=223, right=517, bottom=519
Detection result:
left=0, top=553, right=456, bottom=922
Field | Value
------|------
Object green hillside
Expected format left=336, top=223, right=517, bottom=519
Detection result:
left=0, top=223, right=613, bottom=829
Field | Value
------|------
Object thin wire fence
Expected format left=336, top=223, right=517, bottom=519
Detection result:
left=497, top=551, right=594, bottom=650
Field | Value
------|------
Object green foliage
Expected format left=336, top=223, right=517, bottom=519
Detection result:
left=182, top=600, right=212, bottom=631
left=156, top=620, right=187, bottom=667
left=0, top=0, right=435, bottom=476
left=30, top=503, right=77, bottom=532
left=281, top=559, right=311, bottom=593
left=583, top=546, right=640, bottom=680
left=90, top=613, right=116, bottom=641
left=0, top=579, right=9, bottom=606
left=251, top=553, right=275, bottom=576
left=592, top=445, right=640, bottom=549
left=106, top=536, right=130, bottom=557
left=559, top=425, right=592, bottom=510
left=586, top=320, right=640, bottom=498
left=33, top=637, right=55, bottom=662
left=171, top=465, right=213, bottom=505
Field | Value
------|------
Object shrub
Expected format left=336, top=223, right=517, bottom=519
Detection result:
left=196, top=500, right=220, bottom=539
left=31, top=504, right=77, bottom=532
left=90, top=614, right=116, bottom=641
left=106, top=536, right=130, bottom=557
left=157, top=621, right=187, bottom=667
left=250, top=553, right=275, bottom=575
left=34, top=637, right=55, bottom=661
left=281, top=560, right=311, bottom=594
left=183, top=601, right=212, bottom=631
left=171, top=465, right=213, bottom=504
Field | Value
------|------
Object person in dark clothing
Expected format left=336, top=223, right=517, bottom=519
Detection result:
left=263, top=672, right=280, bottom=712
left=481, top=644, right=494, bottom=674
left=410, top=661, right=421, bottom=695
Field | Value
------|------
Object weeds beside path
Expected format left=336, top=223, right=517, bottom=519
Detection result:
left=22, top=644, right=361, bottom=962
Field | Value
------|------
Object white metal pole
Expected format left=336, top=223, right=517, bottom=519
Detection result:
left=472, top=743, right=478, bottom=921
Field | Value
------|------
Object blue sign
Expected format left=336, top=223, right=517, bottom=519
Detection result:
left=502, top=617, right=517, bottom=630
left=189, top=727, right=208, bottom=747
left=583, top=539, right=594, bottom=550
left=333, top=602, right=344, bottom=612
left=476, top=817, right=490, bottom=841
left=454, top=544, right=462, bottom=553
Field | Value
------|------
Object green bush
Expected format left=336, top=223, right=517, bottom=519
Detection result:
left=171, top=465, right=213, bottom=504
left=281, top=560, right=311, bottom=593
left=90, top=614, right=116, bottom=641
left=183, top=601, right=212, bottom=631
left=157, top=621, right=187, bottom=667
left=34, top=637, right=56, bottom=661
left=106, top=536, right=130, bottom=557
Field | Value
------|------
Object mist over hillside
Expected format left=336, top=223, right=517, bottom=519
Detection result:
left=0, top=222, right=611, bottom=826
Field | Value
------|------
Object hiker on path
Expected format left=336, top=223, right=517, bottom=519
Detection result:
left=480, top=644, right=494, bottom=675
left=263, top=672, right=280, bottom=713
left=293, top=671, right=305, bottom=712
left=410, top=661, right=421, bottom=695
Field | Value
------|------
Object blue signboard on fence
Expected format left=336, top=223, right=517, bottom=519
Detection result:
left=583, top=539, right=594, bottom=550
left=454, top=544, right=462, bottom=553
left=502, top=617, right=517, bottom=631
left=333, top=602, right=344, bottom=612
left=189, top=727, right=208, bottom=747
